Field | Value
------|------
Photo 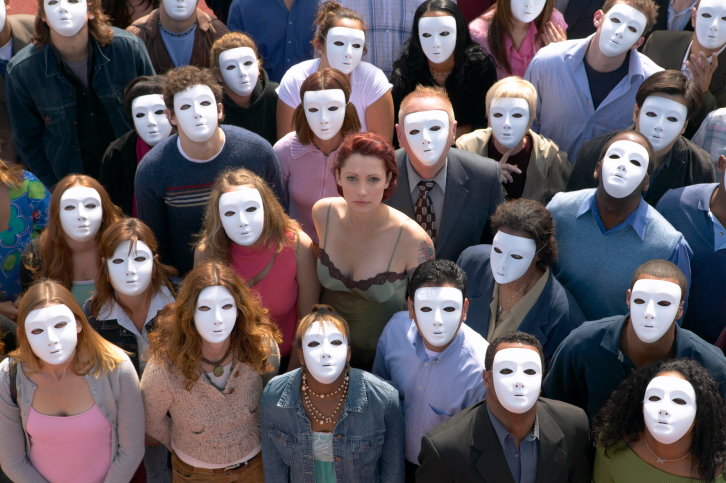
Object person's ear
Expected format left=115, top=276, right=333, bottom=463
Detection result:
left=384, top=171, right=392, bottom=190
left=593, top=9, right=604, bottom=28
left=314, top=37, right=324, bottom=55
left=593, top=160, right=602, bottom=180
left=101, top=257, right=106, bottom=264
left=691, top=5, right=698, bottom=27
left=297, top=347, right=305, bottom=366
left=395, top=123, right=403, bottom=144
left=217, top=103, right=224, bottom=121
left=483, top=369, right=491, bottom=390
left=335, top=168, right=342, bottom=187
left=676, top=300, right=685, bottom=321
left=451, top=119, right=458, bottom=141
left=718, top=155, right=726, bottom=175
left=461, top=298, right=469, bottom=322
left=632, top=37, right=645, bottom=51
left=346, top=345, right=351, bottom=363
left=408, top=297, right=416, bottom=320
left=154, top=254, right=159, bottom=261
left=76, top=320, right=83, bottom=334
left=632, top=105, right=640, bottom=126
left=166, top=109, right=177, bottom=126
left=679, top=121, right=687, bottom=137
left=641, top=173, right=650, bottom=193
left=626, top=288, right=632, bottom=310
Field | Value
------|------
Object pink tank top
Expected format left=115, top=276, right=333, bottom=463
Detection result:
left=230, top=233, right=298, bottom=357
left=27, top=405, right=112, bottom=483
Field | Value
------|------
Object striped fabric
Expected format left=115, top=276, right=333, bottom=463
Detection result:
left=325, top=0, right=457, bottom=78
left=163, top=182, right=215, bottom=208
left=524, top=35, right=663, bottom=162
left=692, top=107, right=726, bottom=165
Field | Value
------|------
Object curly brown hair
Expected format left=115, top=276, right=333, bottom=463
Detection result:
left=34, top=0, right=114, bottom=46
left=490, top=198, right=557, bottom=270
left=163, top=65, right=224, bottom=114
left=147, top=260, right=281, bottom=390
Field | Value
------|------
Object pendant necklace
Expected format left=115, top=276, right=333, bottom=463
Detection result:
left=644, top=437, right=691, bottom=465
left=497, top=274, right=536, bottom=323
left=202, top=347, right=233, bottom=377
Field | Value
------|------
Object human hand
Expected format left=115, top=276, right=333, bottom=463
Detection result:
left=687, top=51, right=718, bottom=94
left=541, top=22, right=567, bottom=46
left=498, top=149, right=522, bottom=183
left=0, top=301, right=18, bottom=321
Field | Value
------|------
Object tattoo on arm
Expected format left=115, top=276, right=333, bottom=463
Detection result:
left=417, top=238, right=435, bottom=264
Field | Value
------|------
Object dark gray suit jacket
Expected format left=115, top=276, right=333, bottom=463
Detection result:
left=416, top=398, right=592, bottom=483
left=386, top=148, right=502, bottom=262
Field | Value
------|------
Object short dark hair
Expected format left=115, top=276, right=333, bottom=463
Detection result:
left=123, top=75, right=168, bottom=124
left=333, top=132, right=398, bottom=201
left=485, top=332, right=544, bottom=372
left=408, top=259, right=467, bottom=300
left=631, top=259, right=687, bottom=302
left=490, top=199, right=557, bottom=270
left=163, top=66, right=224, bottom=114
left=635, top=70, right=702, bottom=121
left=598, top=131, right=657, bottom=176
left=601, top=0, right=659, bottom=35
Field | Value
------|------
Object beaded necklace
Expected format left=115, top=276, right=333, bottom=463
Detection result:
left=301, top=367, right=349, bottom=425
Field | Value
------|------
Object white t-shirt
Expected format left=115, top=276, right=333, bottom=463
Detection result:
left=278, top=59, right=392, bottom=133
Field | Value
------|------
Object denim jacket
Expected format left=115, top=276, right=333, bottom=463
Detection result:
left=5, top=28, right=155, bottom=187
left=260, top=368, right=405, bottom=483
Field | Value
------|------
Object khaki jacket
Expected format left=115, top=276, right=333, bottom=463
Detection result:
left=126, top=8, right=228, bottom=74
left=456, top=128, right=571, bottom=205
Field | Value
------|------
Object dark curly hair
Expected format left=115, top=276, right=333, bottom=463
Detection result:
left=592, top=359, right=726, bottom=483
left=490, top=199, right=557, bottom=270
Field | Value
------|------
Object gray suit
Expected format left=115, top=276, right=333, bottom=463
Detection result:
left=386, top=147, right=502, bottom=262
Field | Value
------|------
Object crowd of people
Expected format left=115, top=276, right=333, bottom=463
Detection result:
left=0, top=0, right=725, bottom=481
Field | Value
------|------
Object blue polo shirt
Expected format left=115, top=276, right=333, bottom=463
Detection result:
left=543, top=314, right=726, bottom=423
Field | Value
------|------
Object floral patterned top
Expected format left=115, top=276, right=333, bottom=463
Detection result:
left=0, top=172, right=50, bottom=301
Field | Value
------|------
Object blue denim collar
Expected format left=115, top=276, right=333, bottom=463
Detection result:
left=276, top=367, right=369, bottom=414
left=43, top=35, right=110, bottom=79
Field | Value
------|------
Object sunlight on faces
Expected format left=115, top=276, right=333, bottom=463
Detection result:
left=418, top=16, right=457, bottom=64
left=59, top=186, right=103, bottom=242
left=219, top=47, right=259, bottom=97
left=403, top=110, right=450, bottom=166
left=194, top=285, right=237, bottom=344
left=492, top=347, right=542, bottom=414
left=637, top=96, right=687, bottom=152
left=172, top=85, right=219, bottom=143
left=490, top=231, right=537, bottom=284
left=107, top=240, right=154, bottom=297
left=325, top=26, right=365, bottom=75
left=162, top=0, right=196, bottom=21
left=25, top=304, right=80, bottom=366
left=44, top=0, right=87, bottom=37
left=413, top=287, right=464, bottom=348
left=337, top=153, right=390, bottom=209
left=218, top=187, right=264, bottom=247
left=644, top=375, right=696, bottom=445
left=601, top=140, right=649, bottom=198
left=132, top=94, right=172, bottom=147
left=489, top=98, right=530, bottom=149
left=303, top=89, right=347, bottom=141
left=629, top=279, right=681, bottom=344
left=598, top=4, right=647, bottom=57
left=510, top=0, right=547, bottom=24
left=695, top=0, right=726, bottom=50
left=302, top=321, right=348, bottom=384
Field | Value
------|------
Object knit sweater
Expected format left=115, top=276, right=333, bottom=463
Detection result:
left=135, top=125, right=284, bottom=275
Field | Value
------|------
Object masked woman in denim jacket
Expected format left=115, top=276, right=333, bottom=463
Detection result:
left=141, top=260, right=281, bottom=482
left=0, top=280, right=145, bottom=483
left=261, top=305, right=404, bottom=483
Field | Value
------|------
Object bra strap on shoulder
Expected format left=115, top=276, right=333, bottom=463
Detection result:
left=322, top=200, right=334, bottom=251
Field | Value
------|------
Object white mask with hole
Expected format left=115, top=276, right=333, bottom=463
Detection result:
left=601, top=140, right=648, bottom=198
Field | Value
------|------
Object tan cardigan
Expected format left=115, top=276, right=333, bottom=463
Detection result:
left=141, top=349, right=279, bottom=465
left=456, top=128, right=572, bottom=205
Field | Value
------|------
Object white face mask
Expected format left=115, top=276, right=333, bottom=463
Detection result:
left=25, top=304, right=78, bottom=366
left=489, top=98, right=530, bottom=149
left=162, top=0, right=196, bottom=21
left=325, top=26, right=365, bottom=75
left=59, top=186, right=103, bottom=242
left=302, top=321, right=348, bottom=384
left=173, top=85, right=218, bottom=143
left=510, top=0, right=547, bottom=24
left=413, top=287, right=464, bottom=348
left=644, top=376, right=696, bottom=445
left=601, top=140, right=649, bottom=198
left=218, top=188, right=264, bottom=247
left=403, top=110, right=450, bottom=166
left=598, top=4, right=647, bottom=57
left=630, top=279, right=681, bottom=344
left=44, top=0, right=87, bottom=37
left=419, top=16, right=457, bottom=64
left=194, top=285, right=238, bottom=344
left=492, top=347, right=542, bottom=414
left=303, top=89, right=347, bottom=141
left=638, top=96, right=687, bottom=152
left=490, top=231, right=537, bottom=285
left=107, top=240, right=154, bottom=297
left=219, top=47, right=259, bottom=97
left=132, top=94, right=173, bottom=147
left=695, top=0, right=726, bottom=50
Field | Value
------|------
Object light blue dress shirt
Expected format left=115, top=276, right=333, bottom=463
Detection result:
left=371, top=311, right=488, bottom=464
left=692, top=107, right=726, bottom=165
left=487, top=404, right=539, bottom=483
left=524, top=35, right=663, bottom=161
left=667, top=0, right=697, bottom=31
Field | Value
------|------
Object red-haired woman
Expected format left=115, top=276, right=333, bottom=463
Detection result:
left=312, top=132, right=434, bottom=371
left=141, top=260, right=281, bottom=482
left=275, top=68, right=361, bottom=243
left=20, top=174, right=123, bottom=307
left=0, top=280, right=145, bottom=482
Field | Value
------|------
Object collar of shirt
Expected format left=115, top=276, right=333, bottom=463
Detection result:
left=407, top=157, right=448, bottom=195
left=668, top=0, right=698, bottom=31
left=410, top=319, right=466, bottom=363
left=504, top=21, right=538, bottom=61
left=682, top=40, right=726, bottom=77
left=576, top=189, right=650, bottom=240
left=0, top=38, right=13, bottom=61
left=486, top=402, right=540, bottom=446
left=696, top=183, right=726, bottom=250
left=567, top=35, right=646, bottom=82
left=600, top=314, right=682, bottom=364
left=98, top=285, right=174, bottom=338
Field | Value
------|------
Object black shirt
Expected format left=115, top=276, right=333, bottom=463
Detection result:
left=486, top=134, right=533, bottom=200
left=584, top=51, right=631, bottom=110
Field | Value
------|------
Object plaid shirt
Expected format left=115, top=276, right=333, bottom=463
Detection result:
left=692, top=108, right=726, bottom=165
left=324, top=0, right=457, bottom=78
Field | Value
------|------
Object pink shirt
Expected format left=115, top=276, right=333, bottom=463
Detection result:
left=274, top=132, right=340, bottom=244
left=469, top=8, right=568, bottom=79
left=27, top=405, right=112, bottom=483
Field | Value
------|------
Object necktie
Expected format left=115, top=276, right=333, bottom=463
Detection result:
left=415, top=180, right=437, bottom=244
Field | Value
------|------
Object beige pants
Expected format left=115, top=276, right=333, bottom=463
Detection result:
left=171, top=452, right=264, bottom=483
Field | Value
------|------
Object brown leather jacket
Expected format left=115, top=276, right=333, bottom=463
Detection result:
left=126, top=8, right=228, bottom=73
